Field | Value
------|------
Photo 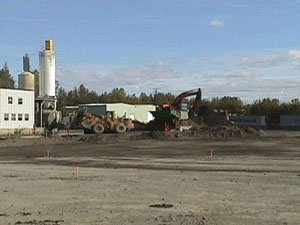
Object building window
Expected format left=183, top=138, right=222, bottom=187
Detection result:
left=18, top=98, right=23, bottom=105
left=4, top=113, right=9, bottom=121
left=18, top=114, right=22, bottom=121
left=11, top=113, right=16, bottom=121
left=8, top=97, right=13, bottom=104
left=25, top=114, right=29, bottom=121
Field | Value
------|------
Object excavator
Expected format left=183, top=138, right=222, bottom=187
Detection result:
left=151, top=88, right=202, bottom=131
left=173, top=88, right=202, bottom=117
left=151, top=88, right=241, bottom=137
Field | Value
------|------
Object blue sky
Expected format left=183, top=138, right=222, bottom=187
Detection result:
left=0, top=0, right=300, bottom=102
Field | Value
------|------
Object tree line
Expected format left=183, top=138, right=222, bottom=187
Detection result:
left=1, top=64, right=300, bottom=124
left=56, top=85, right=175, bottom=110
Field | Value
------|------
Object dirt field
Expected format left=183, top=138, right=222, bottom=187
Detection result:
left=0, top=131, right=300, bottom=225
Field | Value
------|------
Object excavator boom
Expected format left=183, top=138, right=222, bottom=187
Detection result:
left=173, top=88, right=202, bottom=105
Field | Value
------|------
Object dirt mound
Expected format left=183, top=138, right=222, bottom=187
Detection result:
left=192, top=125, right=243, bottom=138
left=175, top=118, right=243, bottom=138
left=149, top=131, right=182, bottom=140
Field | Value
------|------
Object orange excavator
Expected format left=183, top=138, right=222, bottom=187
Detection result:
left=173, top=88, right=202, bottom=117
left=151, top=88, right=202, bottom=131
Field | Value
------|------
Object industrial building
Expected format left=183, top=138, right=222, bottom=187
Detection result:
left=78, top=103, right=156, bottom=124
left=0, top=53, right=35, bottom=134
left=0, top=40, right=57, bottom=134
left=230, top=115, right=266, bottom=128
left=0, top=88, right=34, bottom=134
left=280, top=115, right=300, bottom=129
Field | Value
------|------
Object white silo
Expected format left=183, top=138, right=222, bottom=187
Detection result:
left=39, top=40, right=56, bottom=97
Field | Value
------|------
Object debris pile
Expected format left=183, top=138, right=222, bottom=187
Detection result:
left=149, top=88, right=255, bottom=138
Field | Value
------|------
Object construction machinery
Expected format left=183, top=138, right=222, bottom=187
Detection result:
left=151, top=88, right=202, bottom=131
left=74, top=111, right=134, bottom=134
left=151, top=88, right=242, bottom=137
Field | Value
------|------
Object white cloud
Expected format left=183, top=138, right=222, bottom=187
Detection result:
left=238, top=49, right=300, bottom=69
left=239, top=54, right=288, bottom=68
left=288, top=49, right=300, bottom=66
left=220, top=69, right=258, bottom=78
left=209, top=18, right=224, bottom=27
left=56, top=52, right=300, bottom=103
left=57, top=61, right=179, bottom=93
left=197, top=73, right=300, bottom=102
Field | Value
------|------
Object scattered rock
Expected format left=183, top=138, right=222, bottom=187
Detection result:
left=149, top=203, right=173, bottom=208
left=15, top=219, right=64, bottom=225
left=18, top=212, right=31, bottom=216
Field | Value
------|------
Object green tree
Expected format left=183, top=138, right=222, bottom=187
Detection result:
left=67, top=86, right=79, bottom=105
left=57, top=87, right=68, bottom=111
left=278, top=99, right=300, bottom=115
left=288, top=99, right=300, bottom=114
left=210, top=96, right=244, bottom=114
left=139, top=92, right=151, bottom=103
left=248, top=98, right=281, bottom=124
left=87, top=90, right=100, bottom=103
left=0, top=63, right=15, bottom=88
left=99, top=91, right=109, bottom=102
left=152, top=92, right=175, bottom=105
left=126, top=93, right=139, bottom=104
left=108, top=87, right=127, bottom=102
left=78, top=84, right=89, bottom=103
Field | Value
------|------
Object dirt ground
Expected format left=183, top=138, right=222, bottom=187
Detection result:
left=0, top=130, right=300, bottom=225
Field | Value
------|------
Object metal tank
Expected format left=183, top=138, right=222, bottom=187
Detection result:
left=18, top=71, right=35, bottom=90
left=39, top=40, right=56, bottom=97
left=23, top=54, right=30, bottom=72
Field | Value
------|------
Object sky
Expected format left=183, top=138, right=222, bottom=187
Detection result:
left=0, top=0, right=300, bottom=103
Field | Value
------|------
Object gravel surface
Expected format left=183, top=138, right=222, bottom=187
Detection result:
left=0, top=131, right=300, bottom=225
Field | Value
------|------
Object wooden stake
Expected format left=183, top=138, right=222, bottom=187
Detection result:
left=76, top=165, right=80, bottom=181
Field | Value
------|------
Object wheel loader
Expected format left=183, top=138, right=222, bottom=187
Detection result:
left=74, top=111, right=134, bottom=134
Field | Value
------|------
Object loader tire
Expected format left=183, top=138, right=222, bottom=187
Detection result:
left=115, top=123, right=126, bottom=133
left=92, top=124, right=105, bottom=134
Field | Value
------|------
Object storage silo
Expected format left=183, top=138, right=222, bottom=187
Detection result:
left=18, top=71, right=35, bottom=90
left=23, top=54, right=30, bottom=72
left=39, top=40, right=56, bottom=97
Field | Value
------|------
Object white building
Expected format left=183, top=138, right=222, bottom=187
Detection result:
left=0, top=88, right=35, bottom=133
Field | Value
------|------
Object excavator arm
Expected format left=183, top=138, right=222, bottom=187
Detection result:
left=172, top=88, right=202, bottom=105
left=172, top=88, right=202, bottom=115
left=190, top=88, right=202, bottom=116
